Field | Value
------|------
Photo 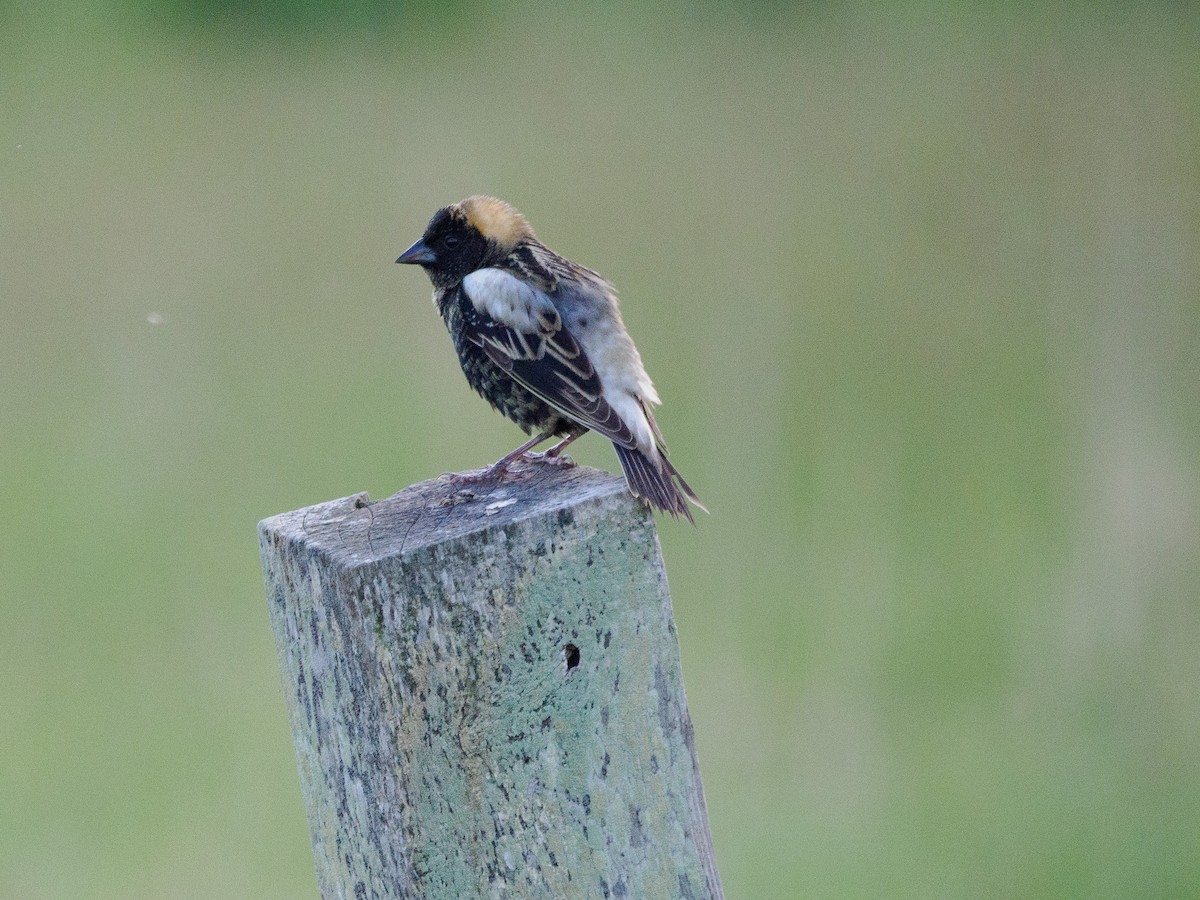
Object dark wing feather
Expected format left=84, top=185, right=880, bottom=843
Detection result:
left=460, top=273, right=639, bottom=449
left=462, top=263, right=705, bottom=522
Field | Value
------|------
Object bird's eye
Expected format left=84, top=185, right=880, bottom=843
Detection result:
left=443, top=234, right=461, bottom=249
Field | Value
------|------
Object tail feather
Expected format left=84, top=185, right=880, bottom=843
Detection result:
left=613, top=444, right=706, bottom=525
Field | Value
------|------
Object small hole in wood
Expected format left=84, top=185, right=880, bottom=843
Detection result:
left=564, top=643, right=580, bottom=671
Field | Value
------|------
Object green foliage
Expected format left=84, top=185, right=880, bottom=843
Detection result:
left=1, top=2, right=1198, bottom=898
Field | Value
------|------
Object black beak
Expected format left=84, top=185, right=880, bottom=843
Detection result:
left=396, top=238, right=436, bottom=265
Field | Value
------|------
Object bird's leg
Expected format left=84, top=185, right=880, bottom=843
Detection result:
left=447, top=430, right=555, bottom=484
left=484, top=429, right=556, bottom=476
left=449, top=430, right=577, bottom=486
left=544, top=432, right=581, bottom=457
left=526, top=431, right=581, bottom=468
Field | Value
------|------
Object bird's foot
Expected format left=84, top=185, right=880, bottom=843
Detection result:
left=452, top=455, right=542, bottom=485
left=441, top=468, right=503, bottom=485
left=439, top=430, right=578, bottom=485
left=523, top=450, right=576, bottom=468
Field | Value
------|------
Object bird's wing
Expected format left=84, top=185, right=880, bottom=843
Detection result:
left=461, top=268, right=639, bottom=448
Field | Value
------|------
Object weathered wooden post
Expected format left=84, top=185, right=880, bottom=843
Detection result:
left=258, top=461, right=722, bottom=899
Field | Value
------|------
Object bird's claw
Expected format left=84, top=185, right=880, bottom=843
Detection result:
left=522, top=451, right=576, bottom=468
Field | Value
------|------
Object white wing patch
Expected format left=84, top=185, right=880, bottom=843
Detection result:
left=463, top=268, right=561, bottom=334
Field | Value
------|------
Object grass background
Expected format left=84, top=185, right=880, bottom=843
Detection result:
left=2, top=2, right=1198, bottom=897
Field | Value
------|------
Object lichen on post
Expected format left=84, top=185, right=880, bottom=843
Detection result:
left=258, top=461, right=722, bottom=899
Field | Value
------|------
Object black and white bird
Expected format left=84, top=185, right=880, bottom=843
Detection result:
left=396, top=195, right=704, bottom=522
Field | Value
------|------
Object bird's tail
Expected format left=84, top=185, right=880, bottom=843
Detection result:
left=613, top=444, right=706, bottom=525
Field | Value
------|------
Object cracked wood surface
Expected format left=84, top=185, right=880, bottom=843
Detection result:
left=258, top=461, right=722, bottom=899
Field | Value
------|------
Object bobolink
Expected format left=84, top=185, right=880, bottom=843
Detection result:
left=396, top=195, right=704, bottom=522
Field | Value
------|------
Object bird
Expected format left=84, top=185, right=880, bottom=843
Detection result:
left=395, top=195, right=704, bottom=522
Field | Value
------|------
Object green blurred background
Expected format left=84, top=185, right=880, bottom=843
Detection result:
left=3, top=2, right=1198, bottom=897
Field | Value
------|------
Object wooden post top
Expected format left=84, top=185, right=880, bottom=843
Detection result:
left=260, top=460, right=633, bottom=568
left=259, top=461, right=722, bottom=899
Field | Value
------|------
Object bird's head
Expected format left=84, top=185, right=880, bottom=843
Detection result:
left=396, top=195, right=535, bottom=288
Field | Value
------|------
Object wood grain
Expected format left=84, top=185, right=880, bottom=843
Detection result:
left=259, top=460, right=722, bottom=899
